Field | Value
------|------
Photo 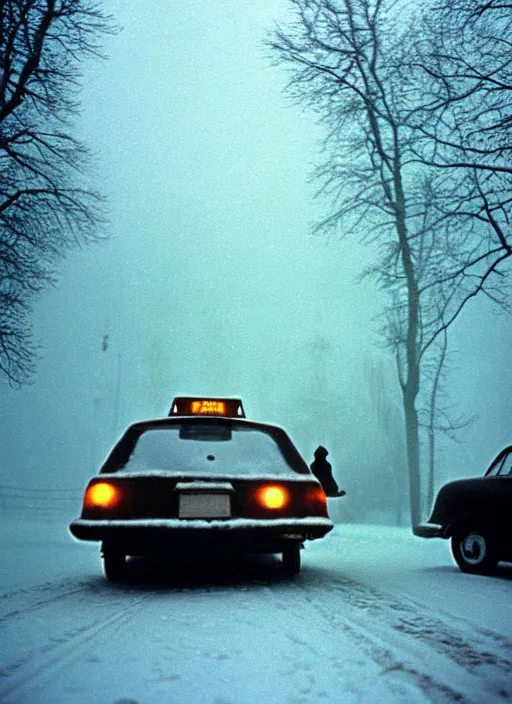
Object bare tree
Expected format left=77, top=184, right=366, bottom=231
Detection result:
left=268, top=0, right=512, bottom=526
left=406, top=0, right=512, bottom=508
left=269, top=0, right=436, bottom=526
left=0, top=0, right=115, bottom=386
left=411, top=0, right=511, bottom=174
left=405, top=0, right=512, bottom=329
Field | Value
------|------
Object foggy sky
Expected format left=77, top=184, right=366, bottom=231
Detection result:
left=1, top=1, right=511, bottom=521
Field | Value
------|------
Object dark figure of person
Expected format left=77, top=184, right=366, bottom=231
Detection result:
left=310, top=446, right=345, bottom=497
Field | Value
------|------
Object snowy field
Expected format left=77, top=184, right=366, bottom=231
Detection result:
left=0, top=516, right=510, bottom=704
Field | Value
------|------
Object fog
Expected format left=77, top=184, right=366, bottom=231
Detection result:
left=1, top=0, right=511, bottom=524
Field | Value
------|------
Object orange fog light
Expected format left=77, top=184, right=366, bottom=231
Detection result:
left=85, top=482, right=120, bottom=509
left=258, top=485, right=288, bottom=510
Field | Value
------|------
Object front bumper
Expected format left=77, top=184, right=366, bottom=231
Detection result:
left=69, top=516, right=333, bottom=554
left=413, top=522, right=445, bottom=539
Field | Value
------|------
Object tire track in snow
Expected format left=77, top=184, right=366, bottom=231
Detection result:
left=265, top=582, right=467, bottom=704
left=324, top=575, right=511, bottom=673
left=291, top=572, right=512, bottom=703
left=0, top=583, right=149, bottom=704
left=0, top=579, right=93, bottom=625
left=255, top=585, right=356, bottom=704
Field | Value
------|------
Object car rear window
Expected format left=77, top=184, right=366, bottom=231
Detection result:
left=117, top=424, right=301, bottom=477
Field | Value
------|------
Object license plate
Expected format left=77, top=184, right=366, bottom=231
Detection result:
left=179, top=493, right=231, bottom=519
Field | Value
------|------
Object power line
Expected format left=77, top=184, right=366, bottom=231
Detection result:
left=0, top=483, right=83, bottom=494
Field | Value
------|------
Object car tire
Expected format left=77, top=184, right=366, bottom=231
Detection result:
left=282, top=545, right=301, bottom=576
left=102, top=549, right=126, bottom=582
left=450, top=529, right=498, bottom=575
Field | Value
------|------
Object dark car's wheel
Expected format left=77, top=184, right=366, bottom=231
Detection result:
left=450, top=529, right=498, bottom=575
left=282, top=544, right=301, bottom=576
left=102, top=548, right=126, bottom=582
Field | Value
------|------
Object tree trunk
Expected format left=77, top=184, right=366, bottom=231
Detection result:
left=426, top=426, right=434, bottom=517
left=403, top=383, right=421, bottom=527
left=394, top=159, right=421, bottom=528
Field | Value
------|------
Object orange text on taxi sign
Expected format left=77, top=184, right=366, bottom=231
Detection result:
left=191, top=400, right=227, bottom=415
left=169, top=397, right=245, bottom=417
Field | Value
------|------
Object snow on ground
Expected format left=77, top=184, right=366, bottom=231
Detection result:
left=0, top=516, right=510, bottom=704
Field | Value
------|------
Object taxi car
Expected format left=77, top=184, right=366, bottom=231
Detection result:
left=413, top=445, right=512, bottom=574
left=69, top=397, right=334, bottom=581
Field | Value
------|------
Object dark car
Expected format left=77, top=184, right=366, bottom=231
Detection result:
left=414, top=446, right=512, bottom=574
left=69, top=397, right=334, bottom=581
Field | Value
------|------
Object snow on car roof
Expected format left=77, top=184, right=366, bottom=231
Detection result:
left=101, top=417, right=311, bottom=476
left=104, top=470, right=316, bottom=482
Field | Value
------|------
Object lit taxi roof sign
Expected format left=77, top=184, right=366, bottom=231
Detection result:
left=169, top=397, right=246, bottom=418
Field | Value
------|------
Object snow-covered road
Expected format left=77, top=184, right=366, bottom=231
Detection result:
left=0, top=518, right=510, bottom=704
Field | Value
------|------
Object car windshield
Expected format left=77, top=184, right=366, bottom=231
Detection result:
left=117, top=423, right=300, bottom=477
